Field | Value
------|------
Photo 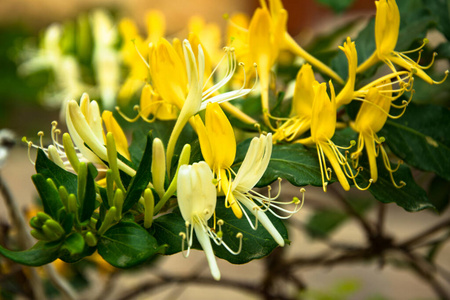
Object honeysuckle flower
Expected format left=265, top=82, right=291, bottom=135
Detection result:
left=177, top=161, right=243, bottom=281
left=195, top=102, right=241, bottom=218
left=357, top=0, right=448, bottom=85
left=298, top=82, right=370, bottom=191
left=164, top=39, right=254, bottom=173
left=196, top=104, right=301, bottom=244
left=118, top=11, right=166, bottom=104
left=272, top=63, right=317, bottom=142
left=231, top=133, right=303, bottom=246
left=335, top=37, right=358, bottom=107
left=350, top=81, right=406, bottom=187
left=229, top=0, right=343, bottom=127
left=66, top=94, right=135, bottom=176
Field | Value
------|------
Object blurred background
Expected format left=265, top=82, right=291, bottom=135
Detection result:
left=1, top=0, right=449, bottom=299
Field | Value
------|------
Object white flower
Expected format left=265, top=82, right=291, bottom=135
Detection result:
left=231, top=133, right=303, bottom=247
left=177, top=161, right=220, bottom=280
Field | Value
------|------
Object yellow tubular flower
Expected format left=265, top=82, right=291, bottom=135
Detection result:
left=357, top=0, right=448, bottom=84
left=336, top=37, right=358, bottom=107
left=195, top=102, right=242, bottom=218
left=118, top=10, right=166, bottom=104
left=298, top=82, right=359, bottom=192
left=273, top=64, right=317, bottom=142
left=262, top=0, right=344, bottom=84
left=248, top=7, right=286, bottom=126
left=351, top=81, right=406, bottom=187
left=149, top=38, right=188, bottom=111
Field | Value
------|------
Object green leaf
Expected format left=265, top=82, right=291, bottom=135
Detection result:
left=305, top=210, right=348, bottom=239
left=152, top=200, right=289, bottom=264
left=380, top=103, right=450, bottom=180
left=35, top=149, right=78, bottom=196
left=212, top=198, right=289, bottom=264
left=151, top=212, right=186, bottom=255
left=79, top=163, right=97, bottom=222
left=364, top=161, right=434, bottom=212
left=428, top=176, right=450, bottom=213
left=98, top=221, right=159, bottom=268
left=0, top=241, right=62, bottom=266
left=234, top=140, right=323, bottom=187
left=123, top=133, right=153, bottom=212
left=31, top=174, right=64, bottom=219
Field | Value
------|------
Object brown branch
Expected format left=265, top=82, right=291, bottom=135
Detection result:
left=117, top=272, right=294, bottom=300
left=399, top=218, right=450, bottom=249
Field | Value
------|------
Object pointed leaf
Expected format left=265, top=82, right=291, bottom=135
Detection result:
left=0, top=241, right=61, bottom=266
left=79, top=163, right=97, bottom=222
left=98, top=221, right=159, bottom=268
left=35, top=149, right=78, bottom=196
left=31, top=174, right=63, bottom=219
left=380, top=103, right=450, bottom=180
left=123, top=133, right=153, bottom=212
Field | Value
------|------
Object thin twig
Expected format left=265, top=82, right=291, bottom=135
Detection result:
left=117, top=272, right=294, bottom=300
left=400, top=250, right=450, bottom=300
left=399, top=218, right=450, bottom=249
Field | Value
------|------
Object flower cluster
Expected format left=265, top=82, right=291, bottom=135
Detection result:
left=19, top=0, right=447, bottom=281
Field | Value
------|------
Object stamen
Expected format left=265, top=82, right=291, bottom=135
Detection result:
left=115, top=105, right=141, bottom=122
left=26, top=141, right=35, bottom=165
left=38, top=131, right=44, bottom=148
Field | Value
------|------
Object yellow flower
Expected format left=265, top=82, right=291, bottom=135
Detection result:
left=298, top=82, right=368, bottom=191
left=118, top=10, right=166, bottom=104
left=196, top=104, right=301, bottom=244
left=272, top=63, right=317, bottom=142
left=230, top=0, right=343, bottom=126
left=335, top=37, right=358, bottom=107
left=195, top=102, right=241, bottom=218
left=351, top=81, right=406, bottom=187
left=163, top=40, right=254, bottom=173
left=357, top=0, right=448, bottom=85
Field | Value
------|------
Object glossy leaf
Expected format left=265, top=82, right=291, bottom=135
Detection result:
left=361, top=158, right=434, bottom=212
left=123, top=133, right=153, bottom=212
left=35, top=149, right=78, bottom=196
left=79, top=163, right=97, bottom=222
left=380, top=103, right=450, bottom=180
left=0, top=241, right=61, bottom=266
left=213, top=198, right=289, bottom=264
left=98, top=221, right=160, bottom=268
left=31, top=174, right=63, bottom=219
left=152, top=200, right=289, bottom=264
